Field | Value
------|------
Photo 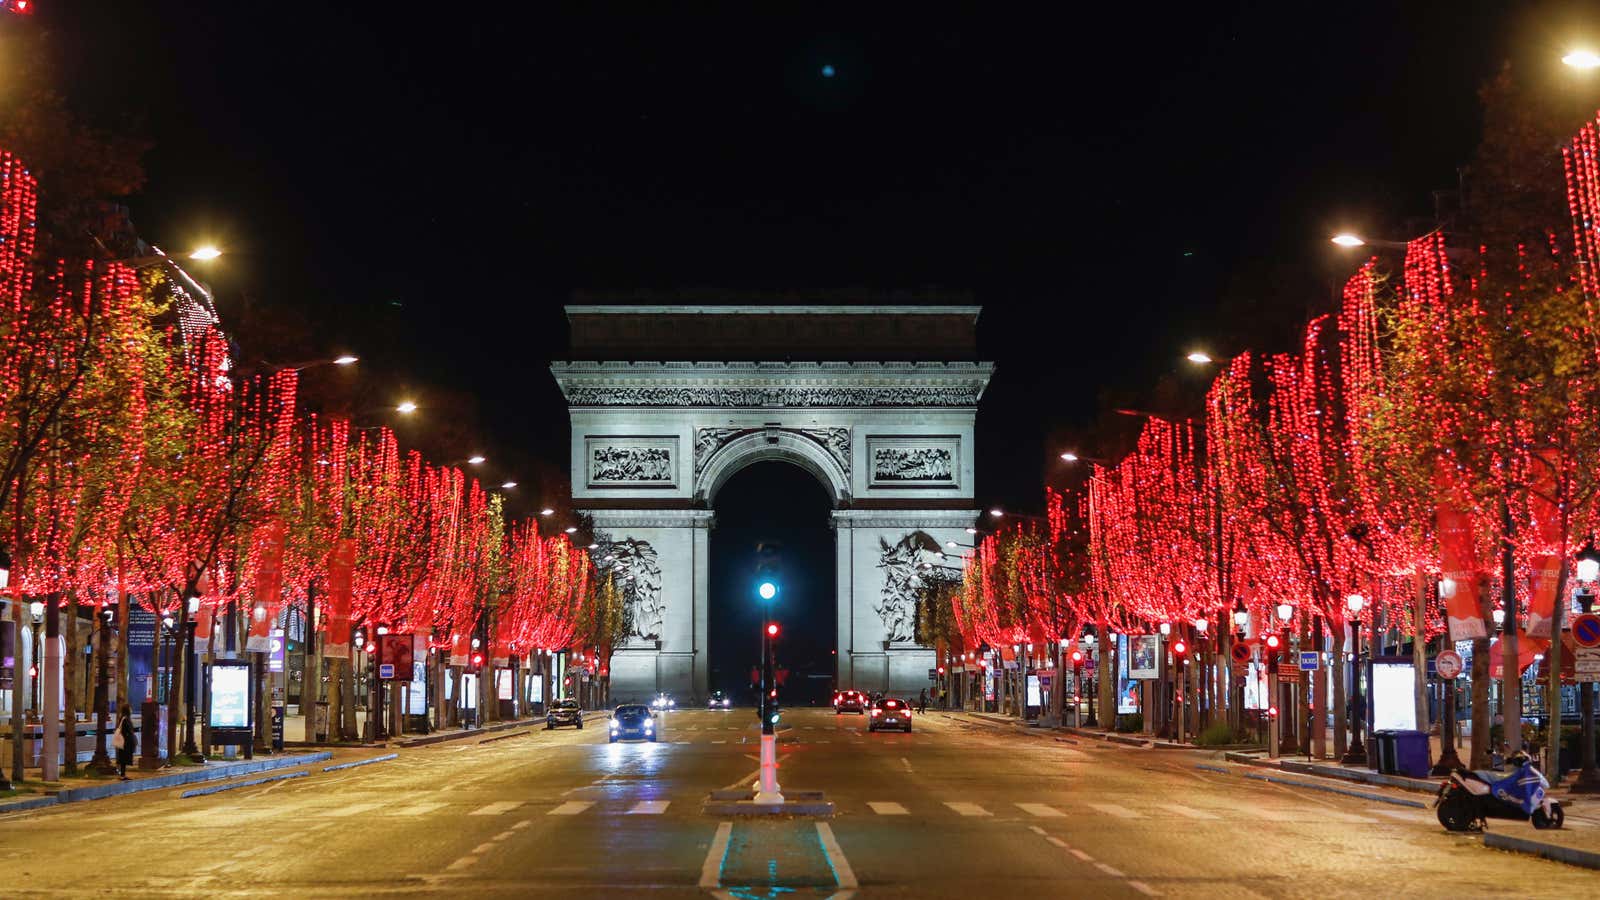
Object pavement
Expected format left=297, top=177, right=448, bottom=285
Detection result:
left=4, top=706, right=1600, bottom=897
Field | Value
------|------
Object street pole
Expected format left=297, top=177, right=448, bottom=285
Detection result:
left=42, top=594, right=60, bottom=782
left=1342, top=616, right=1368, bottom=765
left=1574, top=590, right=1600, bottom=792
left=89, top=606, right=112, bottom=773
left=755, top=598, right=782, bottom=804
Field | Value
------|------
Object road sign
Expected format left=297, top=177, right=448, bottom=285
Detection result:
left=1298, top=651, right=1320, bottom=671
left=928, top=668, right=939, bottom=681
left=1435, top=649, right=1464, bottom=680
left=377, top=663, right=396, bottom=680
left=1577, top=647, right=1600, bottom=682
left=1229, top=642, right=1252, bottom=664
left=1573, top=613, right=1600, bottom=649
left=1276, top=662, right=1300, bottom=679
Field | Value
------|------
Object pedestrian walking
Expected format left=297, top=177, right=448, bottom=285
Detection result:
left=917, top=689, right=928, bottom=714
left=113, top=704, right=136, bottom=780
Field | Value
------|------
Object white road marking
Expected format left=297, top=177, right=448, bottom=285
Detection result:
left=816, top=822, right=859, bottom=889
left=1069, top=849, right=1093, bottom=862
left=547, top=801, right=593, bottom=816
left=712, top=740, right=727, bottom=744
left=1017, top=803, right=1065, bottom=817
left=1159, top=803, right=1219, bottom=820
left=700, top=821, right=733, bottom=888
left=868, top=801, right=909, bottom=815
left=627, top=801, right=670, bottom=814
left=1086, top=802, right=1143, bottom=819
left=322, top=801, right=384, bottom=818
left=512, top=819, right=534, bottom=830
left=395, top=801, right=448, bottom=817
left=1128, top=880, right=1160, bottom=896
left=900, top=756, right=913, bottom=772
left=944, top=802, right=991, bottom=817
left=1027, top=825, right=1047, bottom=835
left=471, top=842, right=496, bottom=854
left=468, top=801, right=522, bottom=816
left=1046, top=836, right=1069, bottom=848
left=1095, top=862, right=1126, bottom=877
left=445, top=856, right=478, bottom=871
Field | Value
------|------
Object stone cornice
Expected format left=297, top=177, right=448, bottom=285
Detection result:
left=830, top=509, right=980, bottom=529
left=583, top=509, right=715, bottom=529
left=552, top=361, right=993, bottom=408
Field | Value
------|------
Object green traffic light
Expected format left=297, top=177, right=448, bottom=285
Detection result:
left=758, top=581, right=777, bottom=601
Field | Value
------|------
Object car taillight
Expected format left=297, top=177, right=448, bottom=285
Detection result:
left=871, top=709, right=882, bottom=717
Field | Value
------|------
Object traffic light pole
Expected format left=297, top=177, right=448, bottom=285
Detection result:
left=755, top=613, right=783, bottom=804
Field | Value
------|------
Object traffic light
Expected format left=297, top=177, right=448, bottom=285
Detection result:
left=1069, top=649, right=1085, bottom=669
left=1172, top=640, right=1187, bottom=658
left=1264, top=633, right=1282, bottom=658
left=765, top=622, right=780, bottom=638
left=470, top=651, right=485, bottom=671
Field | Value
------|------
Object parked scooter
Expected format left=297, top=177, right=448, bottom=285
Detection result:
left=1435, top=751, right=1565, bottom=832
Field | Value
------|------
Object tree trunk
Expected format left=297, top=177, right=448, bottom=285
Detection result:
left=339, top=653, right=357, bottom=740
left=1471, top=634, right=1493, bottom=768
left=63, top=592, right=79, bottom=775
left=167, top=598, right=187, bottom=762
left=1097, top=624, right=1115, bottom=728
left=1414, top=576, right=1430, bottom=742
left=1312, top=618, right=1326, bottom=759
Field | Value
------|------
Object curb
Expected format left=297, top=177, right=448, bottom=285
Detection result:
left=1280, top=760, right=1438, bottom=795
left=1196, top=762, right=1428, bottom=808
left=479, top=730, right=536, bottom=745
left=0, top=794, right=61, bottom=814
left=180, top=770, right=310, bottom=798
left=1482, top=832, right=1600, bottom=870
left=52, top=752, right=333, bottom=804
left=322, top=753, right=399, bottom=772
left=395, top=719, right=539, bottom=748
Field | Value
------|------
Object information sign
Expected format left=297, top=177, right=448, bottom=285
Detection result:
left=1298, top=651, right=1320, bottom=671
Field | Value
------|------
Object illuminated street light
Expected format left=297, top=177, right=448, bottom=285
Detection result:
left=1564, top=49, right=1600, bottom=69
left=1345, top=593, right=1366, bottom=615
left=539, top=507, right=555, bottom=516
left=564, top=526, right=578, bottom=534
left=1060, top=452, right=1079, bottom=462
left=1576, top=539, right=1600, bottom=583
left=396, top=400, right=418, bottom=414
left=1186, top=352, right=1214, bottom=364
left=989, top=508, right=1004, bottom=518
left=1275, top=602, right=1293, bottom=622
left=466, top=455, right=486, bottom=465
left=333, top=355, right=359, bottom=365
left=1331, top=233, right=1365, bottom=248
left=189, top=245, right=222, bottom=261
left=501, top=481, right=518, bottom=489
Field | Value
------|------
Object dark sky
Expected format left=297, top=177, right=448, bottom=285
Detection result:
left=27, top=2, right=1598, bottom=515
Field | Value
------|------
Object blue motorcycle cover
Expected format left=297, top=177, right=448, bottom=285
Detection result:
left=1484, top=761, right=1547, bottom=816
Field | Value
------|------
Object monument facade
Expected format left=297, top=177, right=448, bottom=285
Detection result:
left=551, top=304, right=993, bottom=700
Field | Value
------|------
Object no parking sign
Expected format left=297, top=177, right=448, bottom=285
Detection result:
left=1573, top=614, right=1600, bottom=649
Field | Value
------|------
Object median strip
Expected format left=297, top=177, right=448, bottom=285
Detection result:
left=1482, top=832, right=1600, bottom=870
left=321, top=753, right=398, bottom=772
left=181, top=770, right=310, bottom=798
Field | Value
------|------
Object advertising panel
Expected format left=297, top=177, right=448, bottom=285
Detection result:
left=1371, top=660, right=1418, bottom=731
left=1128, top=634, right=1160, bottom=680
left=209, top=662, right=252, bottom=730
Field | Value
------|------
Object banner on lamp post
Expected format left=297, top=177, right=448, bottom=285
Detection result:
left=322, top=537, right=355, bottom=656
left=1526, top=449, right=1564, bottom=639
left=247, top=520, right=287, bottom=652
left=1436, top=463, right=1487, bottom=641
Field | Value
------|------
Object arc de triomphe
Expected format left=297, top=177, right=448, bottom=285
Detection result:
left=551, top=305, right=993, bottom=700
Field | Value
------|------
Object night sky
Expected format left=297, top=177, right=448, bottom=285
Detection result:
left=15, top=2, right=1600, bottom=677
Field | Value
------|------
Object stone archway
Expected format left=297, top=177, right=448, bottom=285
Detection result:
left=552, top=305, right=993, bottom=702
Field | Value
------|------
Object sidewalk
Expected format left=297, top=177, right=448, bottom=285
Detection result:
left=0, top=750, right=337, bottom=815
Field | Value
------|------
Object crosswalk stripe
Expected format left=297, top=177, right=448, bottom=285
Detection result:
left=712, top=740, right=727, bottom=744
left=469, top=801, right=522, bottom=816
left=548, top=801, right=593, bottom=816
left=626, top=801, right=670, bottom=814
left=1016, top=803, right=1065, bottom=817
left=868, top=801, right=909, bottom=815
left=1086, top=802, right=1143, bottom=819
left=944, top=802, right=991, bottom=817
left=322, top=801, right=384, bottom=818
left=395, top=801, right=448, bottom=817
left=1160, top=804, right=1219, bottom=820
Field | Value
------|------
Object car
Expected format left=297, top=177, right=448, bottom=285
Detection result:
left=651, top=693, right=677, bottom=711
left=868, top=697, right=913, bottom=733
left=835, top=690, right=866, bottom=715
left=545, top=698, right=583, bottom=730
left=609, top=704, right=657, bottom=743
left=707, top=690, right=733, bottom=709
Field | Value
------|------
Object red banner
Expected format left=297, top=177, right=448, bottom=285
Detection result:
left=1435, top=462, right=1487, bottom=641
left=1527, top=449, right=1564, bottom=638
left=247, top=520, right=287, bottom=652
left=193, top=600, right=216, bottom=653
left=323, top=537, right=356, bottom=655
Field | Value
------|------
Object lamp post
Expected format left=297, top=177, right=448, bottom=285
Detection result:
left=1573, top=541, right=1600, bottom=792
left=1342, top=593, right=1368, bottom=765
left=182, top=590, right=201, bottom=758
left=1432, top=578, right=1466, bottom=774
left=1232, top=601, right=1249, bottom=733
left=28, top=600, right=43, bottom=716
left=1276, top=602, right=1296, bottom=755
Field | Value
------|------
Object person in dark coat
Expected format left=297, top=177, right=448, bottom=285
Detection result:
left=114, top=704, right=136, bottom=780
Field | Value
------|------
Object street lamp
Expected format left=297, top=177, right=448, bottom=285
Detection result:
left=1158, top=622, right=1171, bottom=636
left=188, top=245, right=222, bottom=261
left=466, top=455, right=486, bottom=465
left=1573, top=539, right=1600, bottom=791
left=1343, top=592, right=1368, bottom=765
left=1232, top=601, right=1249, bottom=631
left=1576, top=539, right=1600, bottom=584
left=502, top=481, right=518, bottom=490
left=564, top=526, right=578, bottom=535
left=539, top=507, right=555, bottom=516
left=1331, top=233, right=1366, bottom=247
left=0, top=546, right=11, bottom=589
left=1564, top=49, right=1600, bottom=70
left=396, top=400, right=418, bottom=414
left=1275, top=602, right=1293, bottom=623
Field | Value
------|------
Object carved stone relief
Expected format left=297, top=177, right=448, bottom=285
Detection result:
left=565, top=385, right=981, bottom=408
left=871, top=447, right=953, bottom=482
left=594, top=537, right=664, bottom=643
left=874, top=531, right=949, bottom=644
left=693, top=426, right=850, bottom=479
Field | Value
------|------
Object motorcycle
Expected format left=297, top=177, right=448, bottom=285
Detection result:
left=1435, top=751, right=1565, bottom=832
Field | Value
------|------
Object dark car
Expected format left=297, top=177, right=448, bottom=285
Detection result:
left=609, top=704, right=657, bottom=743
left=708, top=690, right=733, bottom=709
left=835, top=690, right=866, bottom=715
left=546, top=699, right=583, bottom=730
left=868, top=697, right=913, bottom=733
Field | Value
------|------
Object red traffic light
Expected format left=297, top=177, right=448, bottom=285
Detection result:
left=769, top=688, right=778, bottom=698
left=1264, top=634, right=1281, bottom=650
left=765, top=623, right=780, bottom=637
left=937, top=665, right=946, bottom=674
left=1069, top=649, right=1084, bottom=665
left=471, top=652, right=485, bottom=667
left=1267, top=705, right=1279, bottom=719
left=1172, top=641, right=1187, bottom=656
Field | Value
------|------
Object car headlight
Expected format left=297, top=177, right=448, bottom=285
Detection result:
left=608, top=718, right=619, bottom=728
left=644, top=720, right=653, bottom=730
left=723, top=699, right=731, bottom=707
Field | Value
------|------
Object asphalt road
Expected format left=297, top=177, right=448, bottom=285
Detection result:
left=3, top=706, right=1597, bottom=898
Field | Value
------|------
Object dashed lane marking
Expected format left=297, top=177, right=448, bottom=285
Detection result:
left=468, top=801, right=522, bottom=816
left=1128, top=880, right=1160, bottom=896
left=1069, top=848, right=1093, bottom=862
left=626, top=801, right=670, bottom=814
left=1046, top=836, right=1069, bottom=848
left=1086, top=802, right=1143, bottom=819
left=322, top=801, right=384, bottom=818
left=1017, top=803, right=1065, bottom=817
left=547, top=801, right=593, bottom=816
left=1095, top=862, right=1127, bottom=877
left=1159, top=803, right=1219, bottom=820
left=395, top=801, right=448, bottom=817
left=868, top=801, right=909, bottom=815
left=944, top=802, right=991, bottom=817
